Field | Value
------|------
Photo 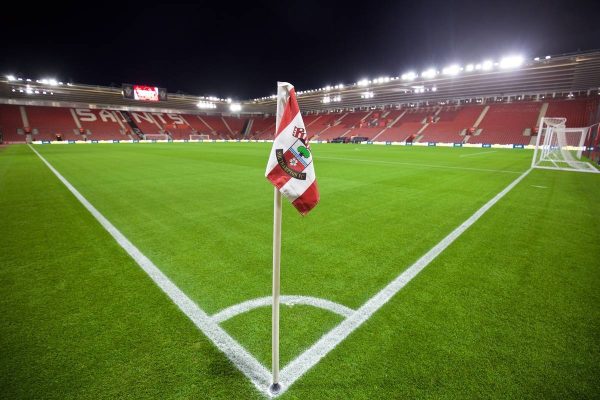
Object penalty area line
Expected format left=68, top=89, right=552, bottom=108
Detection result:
left=276, top=167, right=532, bottom=396
left=319, top=155, right=520, bottom=174
left=27, top=145, right=273, bottom=396
left=459, top=150, right=497, bottom=157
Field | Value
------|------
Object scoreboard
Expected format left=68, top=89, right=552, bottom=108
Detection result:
left=122, top=84, right=167, bottom=102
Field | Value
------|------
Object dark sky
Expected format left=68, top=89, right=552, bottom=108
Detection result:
left=2, top=0, right=599, bottom=99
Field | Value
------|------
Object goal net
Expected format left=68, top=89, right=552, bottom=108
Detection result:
left=189, top=134, right=211, bottom=140
left=144, top=133, right=169, bottom=140
left=531, top=117, right=598, bottom=173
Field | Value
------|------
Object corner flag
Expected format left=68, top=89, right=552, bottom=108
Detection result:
left=265, top=82, right=319, bottom=215
left=266, top=82, right=319, bottom=394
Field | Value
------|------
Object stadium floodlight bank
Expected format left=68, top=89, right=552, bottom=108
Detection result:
left=143, top=133, right=170, bottom=140
left=189, top=134, right=211, bottom=140
left=531, top=117, right=599, bottom=173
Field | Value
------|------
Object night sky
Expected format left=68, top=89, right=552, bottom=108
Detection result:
left=2, top=0, right=599, bottom=99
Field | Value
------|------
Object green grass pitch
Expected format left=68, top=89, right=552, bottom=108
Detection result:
left=1, top=142, right=598, bottom=399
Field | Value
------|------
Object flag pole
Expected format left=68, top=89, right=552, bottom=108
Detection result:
left=270, top=187, right=282, bottom=394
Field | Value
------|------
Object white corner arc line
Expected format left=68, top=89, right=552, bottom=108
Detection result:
left=275, top=167, right=532, bottom=396
left=212, top=295, right=355, bottom=324
left=27, top=145, right=273, bottom=397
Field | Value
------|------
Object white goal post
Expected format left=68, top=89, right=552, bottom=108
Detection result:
left=144, top=133, right=170, bottom=140
left=531, top=117, right=599, bottom=173
left=189, top=134, right=211, bottom=140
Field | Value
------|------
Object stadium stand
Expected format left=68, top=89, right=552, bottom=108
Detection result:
left=157, top=113, right=195, bottom=140
left=222, top=116, right=245, bottom=136
left=127, top=111, right=163, bottom=136
left=198, top=115, right=234, bottom=139
left=419, top=105, right=484, bottom=143
left=471, top=102, right=541, bottom=145
left=180, top=114, right=215, bottom=138
left=249, top=116, right=275, bottom=139
left=545, top=99, right=598, bottom=127
left=1, top=97, right=598, bottom=145
left=310, top=112, right=344, bottom=137
left=375, top=108, right=431, bottom=142
left=27, top=105, right=79, bottom=141
left=74, top=109, right=128, bottom=140
left=0, top=104, right=26, bottom=143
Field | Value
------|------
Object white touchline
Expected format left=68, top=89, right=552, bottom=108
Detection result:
left=459, top=150, right=497, bottom=158
left=29, top=144, right=533, bottom=398
left=212, top=295, right=355, bottom=324
left=319, top=156, right=521, bottom=174
left=27, top=145, right=273, bottom=397
left=276, top=167, right=532, bottom=396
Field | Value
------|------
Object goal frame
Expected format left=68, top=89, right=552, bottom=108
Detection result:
left=143, top=133, right=170, bottom=141
left=531, top=117, right=599, bottom=173
left=189, top=134, right=211, bottom=141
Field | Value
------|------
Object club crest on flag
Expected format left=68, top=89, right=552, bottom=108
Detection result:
left=275, top=131, right=313, bottom=180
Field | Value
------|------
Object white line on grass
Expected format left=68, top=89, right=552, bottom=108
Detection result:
left=276, top=167, right=532, bottom=396
left=319, top=156, right=521, bottom=174
left=459, top=151, right=497, bottom=158
left=212, top=295, right=355, bottom=324
left=27, top=145, right=273, bottom=397
left=531, top=185, right=548, bottom=189
left=29, top=143, right=533, bottom=398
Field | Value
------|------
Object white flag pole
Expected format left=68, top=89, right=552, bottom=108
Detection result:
left=270, top=82, right=287, bottom=394
left=270, top=187, right=282, bottom=393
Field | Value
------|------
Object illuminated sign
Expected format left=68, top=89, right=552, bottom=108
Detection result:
left=122, top=84, right=167, bottom=102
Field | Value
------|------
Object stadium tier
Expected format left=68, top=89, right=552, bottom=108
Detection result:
left=0, top=97, right=598, bottom=144
left=2, top=51, right=600, bottom=144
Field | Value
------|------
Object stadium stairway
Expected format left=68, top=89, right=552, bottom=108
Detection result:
left=418, top=105, right=484, bottom=143
left=470, top=102, right=541, bottom=145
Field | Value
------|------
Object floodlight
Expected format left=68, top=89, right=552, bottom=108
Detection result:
left=499, top=55, right=524, bottom=69
left=442, top=64, right=460, bottom=76
left=357, top=79, right=369, bottom=86
left=545, top=55, right=551, bottom=59
left=465, top=64, right=474, bottom=72
left=401, top=72, right=417, bottom=81
left=421, top=68, right=437, bottom=79
left=229, top=103, right=242, bottom=112
left=6, top=75, right=16, bottom=81
left=481, top=60, right=493, bottom=70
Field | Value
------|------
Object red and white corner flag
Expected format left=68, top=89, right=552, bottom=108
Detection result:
left=265, top=82, right=319, bottom=215
left=266, top=82, right=319, bottom=393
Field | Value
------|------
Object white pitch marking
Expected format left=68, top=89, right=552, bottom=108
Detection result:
left=28, top=145, right=273, bottom=397
left=531, top=185, right=548, bottom=189
left=275, top=167, right=532, bottom=396
left=212, top=295, right=355, bottom=324
left=29, top=143, right=533, bottom=398
left=319, top=156, right=521, bottom=174
left=459, top=150, right=497, bottom=158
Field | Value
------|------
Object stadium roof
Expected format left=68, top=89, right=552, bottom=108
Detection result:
left=2, top=50, right=600, bottom=115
